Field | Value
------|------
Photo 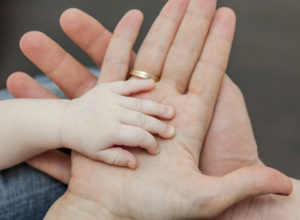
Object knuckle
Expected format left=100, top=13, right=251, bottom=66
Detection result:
left=138, top=113, right=147, bottom=128
left=161, top=122, right=169, bottom=134
left=148, top=101, right=158, bottom=113
left=150, top=117, right=161, bottom=129
left=107, top=125, right=117, bottom=142
left=136, top=130, right=148, bottom=145
left=158, top=104, right=167, bottom=115
left=134, top=99, right=143, bottom=112
left=129, top=78, right=138, bottom=87
left=123, top=81, right=131, bottom=92
left=114, top=81, right=123, bottom=88
left=112, top=81, right=123, bottom=92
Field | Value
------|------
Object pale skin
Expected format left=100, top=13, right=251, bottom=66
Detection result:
left=6, top=0, right=300, bottom=219
left=0, top=79, right=175, bottom=170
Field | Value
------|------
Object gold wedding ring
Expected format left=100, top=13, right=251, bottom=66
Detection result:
left=129, top=69, right=160, bottom=82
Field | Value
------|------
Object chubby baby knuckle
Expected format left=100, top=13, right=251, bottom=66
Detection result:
left=149, top=101, right=160, bottom=113
left=162, top=122, right=170, bottom=134
left=136, top=130, right=148, bottom=145
left=107, top=124, right=119, bottom=139
left=134, top=99, right=143, bottom=111
left=159, top=104, right=169, bottom=115
left=98, top=84, right=110, bottom=93
left=121, top=81, right=130, bottom=92
left=139, top=114, right=148, bottom=128
left=110, top=81, right=120, bottom=87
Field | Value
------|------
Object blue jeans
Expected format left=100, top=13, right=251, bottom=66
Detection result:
left=0, top=68, right=99, bottom=219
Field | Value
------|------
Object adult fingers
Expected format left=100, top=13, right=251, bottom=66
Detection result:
left=120, top=110, right=175, bottom=139
left=133, top=0, right=190, bottom=80
left=60, top=8, right=112, bottom=68
left=188, top=8, right=236, bottom=107
left=19, top=31, right=97, bottom=98
left=113, top=125, right=158, bottom=155
left=161, top=0, right=217, bottom=93
left=94, top=147, right=137, bottom=170
left=7, top=72, right=57, bottom=99
left=26, top=150, right=71, bottom=184
left=60, top=8, right=137, bottom=82
left=98, top=10, right=144, bottom=83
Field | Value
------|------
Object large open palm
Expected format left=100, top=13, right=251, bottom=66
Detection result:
left=45, top=1, right=291, bottom=219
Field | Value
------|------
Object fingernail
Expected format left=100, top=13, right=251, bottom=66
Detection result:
left=165, top=106, right=174, bottom=117
left=167, top=126, right=176, bottom=137
left=127, top=161, right=136, bottom=170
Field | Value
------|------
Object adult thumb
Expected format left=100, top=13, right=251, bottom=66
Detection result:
left=215, top=165, right=292, bottom=214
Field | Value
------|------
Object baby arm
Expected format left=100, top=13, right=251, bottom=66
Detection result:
left=0, top=79, right=175, bottom=170
left=0, top=98, right=68, bottom=170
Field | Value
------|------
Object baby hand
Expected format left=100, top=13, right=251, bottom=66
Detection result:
left=60, top=79, right=175, bottom=169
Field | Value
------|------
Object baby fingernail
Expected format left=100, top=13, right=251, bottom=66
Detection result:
left=127, top=161, right=136, bottom=169
left=167, top=126, right=176, bottom=137
left=165, top=106, right=174, bottom=116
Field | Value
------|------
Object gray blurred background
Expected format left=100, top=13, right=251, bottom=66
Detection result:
left=1, top=0, right=299, bottom=178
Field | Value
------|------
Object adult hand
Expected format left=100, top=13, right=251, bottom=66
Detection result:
left=24, top=0, right=291, bottom=219
left=7, top=0, right=295, bottom=219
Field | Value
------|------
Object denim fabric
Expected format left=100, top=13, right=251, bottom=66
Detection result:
left=0, top=68, right=99, bottom=219
left=0, top=164, right=67, bottom=220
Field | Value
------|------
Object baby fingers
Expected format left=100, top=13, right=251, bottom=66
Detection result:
left=94, top=147, right=138, bottom=170
left=118, top=96, right=175, bottom=119
left=108, top=78, right=155, bottom=95
left=121, top=110, right=176, bottom=139
left=113, top=125, right=160, bottom=155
